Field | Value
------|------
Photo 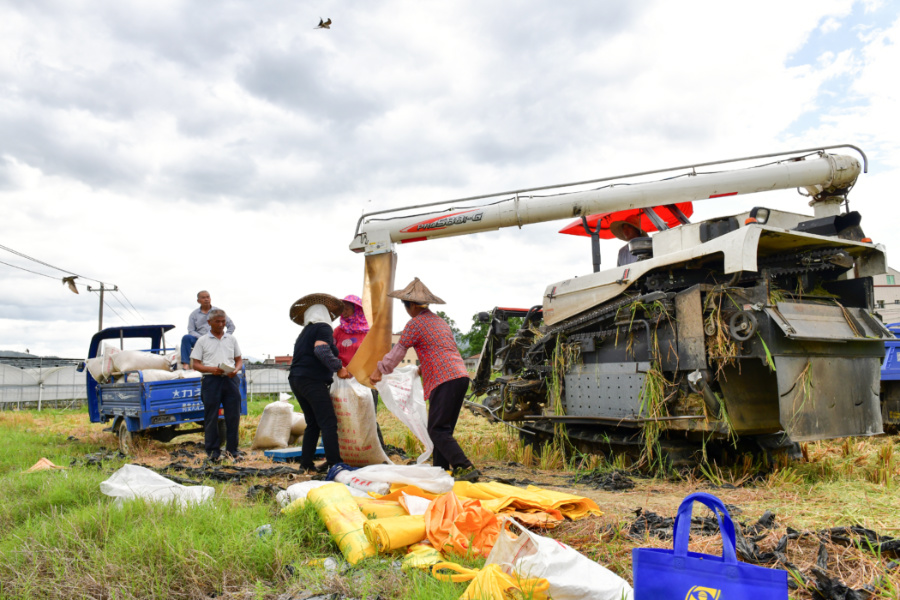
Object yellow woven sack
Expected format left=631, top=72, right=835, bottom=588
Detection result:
left=401, top=542, right=443, bottom=572
left=363, top=515, right=427, bottom=552
left=432, top=561, right=550, bottom=600
left=307, top=482, right=376, bottom=564
left=356, top=497, right=408, bottom=519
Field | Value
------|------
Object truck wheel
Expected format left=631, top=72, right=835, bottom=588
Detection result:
left=117, top=419, right=133, bottom=455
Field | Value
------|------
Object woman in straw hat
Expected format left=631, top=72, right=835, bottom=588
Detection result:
left=288, top=293, right=350, bottom=473
left=610, top=214, right=647, bottom=267
left=369, top=278, right=480, bottom=482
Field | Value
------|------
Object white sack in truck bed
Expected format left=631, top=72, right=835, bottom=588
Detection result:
left=85, top=346, right=121, bottom=383
left=124, top=370, right=203, bottom=383
left=113, top=350, right=170, bottom=373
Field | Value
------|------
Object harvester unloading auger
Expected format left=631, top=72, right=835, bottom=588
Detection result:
left=349, top=146, right=894, bottom=467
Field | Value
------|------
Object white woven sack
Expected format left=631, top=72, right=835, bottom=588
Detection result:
left=113, top=350, right=171, bottom=373
left=350, top=463, right=454, bottom=494
left=251, top=399, right=294, bottom=449
left=333, top=470, right=391, bottom=495
left=290, top=412, right=307, bottom=436
left=125, top=370, right=180, bottom=383
left=86, top=346, right=120, bottom=383
left=100, top=464, right=214, bottom=508
left=330, top=377, right=392, bottom=467
left=375, top=365, right=432, bottom=464
left=275, top=480, right=368, bottom=508
left=487, top=517, right=634, bottom=600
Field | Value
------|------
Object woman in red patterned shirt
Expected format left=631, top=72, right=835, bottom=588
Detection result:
left=369, top=278, right=479, bottom=482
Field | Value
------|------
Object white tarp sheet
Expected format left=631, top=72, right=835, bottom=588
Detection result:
left=100, top=464, right=214, bottom=507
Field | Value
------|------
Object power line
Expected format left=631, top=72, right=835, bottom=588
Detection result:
left=115, top=289, right=146, bottom=323
left=0, top=242, right=140, bottom=330
left=102, top=298, right=128, bottom=325
left=110, top=290, right=143, bottom=323
left=0, top=258, right=62, bottom=281
left=0, top=243, right=102, bottom=283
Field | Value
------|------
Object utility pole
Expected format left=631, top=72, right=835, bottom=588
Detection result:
left=87, top=284, right=118, bottom=331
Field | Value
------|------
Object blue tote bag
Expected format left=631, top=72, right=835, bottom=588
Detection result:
left=632, top=492, right=787, bottom=599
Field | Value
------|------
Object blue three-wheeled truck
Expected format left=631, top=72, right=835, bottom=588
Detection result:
left=84, top=325, right=247, bottom=454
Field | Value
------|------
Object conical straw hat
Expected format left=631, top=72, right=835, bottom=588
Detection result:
left=387, top=277, right=445, bottom=304
left=609, top=214, right=648, bottom=241
left=24, top=457, right=65, bottom=473
left=289, top=293, right=344, bottom=325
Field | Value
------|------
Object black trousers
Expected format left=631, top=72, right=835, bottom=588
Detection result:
left=289, top=376, right=342, bottom=467
left=428, top=376, right=473, bottom=470
left=201, top=375, right=241, bottom=455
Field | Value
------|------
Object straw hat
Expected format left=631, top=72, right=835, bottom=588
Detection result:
left=387, top=277, right=445, bottom=305
left=609, top=214, right=648, bottom=241
left=289, top=293, right=343, bottom=325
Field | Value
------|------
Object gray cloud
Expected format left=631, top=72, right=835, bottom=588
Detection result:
left=0, top=290, right=97, bottom=322
left=0, top=112, right=141, bottom=188
left=237, top=46, right=383, bottom=125
left=164, top=152, right=258, bottom=200
left=0, top=1, right=651, bottom=207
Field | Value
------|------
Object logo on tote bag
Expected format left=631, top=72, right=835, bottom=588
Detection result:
left=686, top=586, right=722, bottom=600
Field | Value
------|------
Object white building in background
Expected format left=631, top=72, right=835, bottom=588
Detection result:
left=874, top=267, right=900, bottom=325
left=391, top=334, right=419, bottom=366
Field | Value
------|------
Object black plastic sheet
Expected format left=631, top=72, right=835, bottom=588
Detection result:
left=627, top=506, right=895, bottom=598
left=572, top=469, right=636, bottom=491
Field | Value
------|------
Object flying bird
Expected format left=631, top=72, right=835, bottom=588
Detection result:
left=316, top=17, right=332, bottom=29
left=62, top=275, right=79, bottom=294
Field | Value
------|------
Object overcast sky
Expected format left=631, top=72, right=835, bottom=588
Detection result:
left=1, top=0, right=898, bottom=360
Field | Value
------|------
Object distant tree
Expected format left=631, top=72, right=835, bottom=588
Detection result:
left=460, top=313, right=523, bottom=358
left=435, top=311, right=466, bottom=355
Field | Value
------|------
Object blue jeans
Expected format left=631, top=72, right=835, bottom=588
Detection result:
left=181, top=335, right=198, bottom=365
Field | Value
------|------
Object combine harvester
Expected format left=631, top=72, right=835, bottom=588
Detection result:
left=350, top=146, right=894, bottom=466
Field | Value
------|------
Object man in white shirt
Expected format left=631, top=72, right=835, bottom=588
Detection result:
left=190, top=309, right=243, bottom=462
left=181, top=290, right=236, bottom=369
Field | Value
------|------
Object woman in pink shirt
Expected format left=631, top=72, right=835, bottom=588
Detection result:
left=334, top=294, right=385, bottom=448
left=332, top=295, right=369, bottom=367
left=369, top=278, right=479, bottom=482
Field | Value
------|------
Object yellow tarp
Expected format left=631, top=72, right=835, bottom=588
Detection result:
left=452, top=481, right=602, bottom=520
left=307, top=482, right=376, bottom=564
left=347, top=252, right=396, bottom=386
left=377, top=485, right=440, bottom=503
left=363, top=515, right=427, bottom=552
left=401, top=542, right=443, bottom=572
left=433, top=562, right=550, bottom=600
left=377, top=481, right=600, bottom=523
left=356, top=497, right=408, bottom=520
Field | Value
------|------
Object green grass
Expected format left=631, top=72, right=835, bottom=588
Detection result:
left=0, top=408, right=488, bottom=600
left=2, top=404, right=900, bottom=599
